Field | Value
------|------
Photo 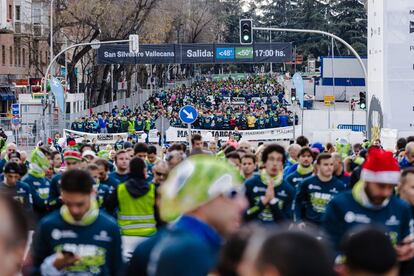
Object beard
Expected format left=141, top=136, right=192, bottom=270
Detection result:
left=365, top=186, right=388, bottom=206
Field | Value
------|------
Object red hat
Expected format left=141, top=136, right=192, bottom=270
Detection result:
left=64, top=150, right=82, bottom=162
left=361, top=148, right=400, bottom=185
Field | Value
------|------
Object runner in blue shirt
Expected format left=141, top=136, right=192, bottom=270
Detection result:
left=294, top=153, right=346, bottom=226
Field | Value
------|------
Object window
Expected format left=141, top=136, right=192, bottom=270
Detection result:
left=1, top=46, right=5, bottom=65
left=15, top=47, right=17, bottom=66
left=32, top=8, right=41, bottom=24
left=8, top=5, right=12, bottom=20
left=15, top=6, right=21, bottom=21
left=39, top=51, right=42, bottom=64
left=18, top=48, right=21, bottom=66
left=9, top=46, right=12, bottom=66
left=22, top=48, right=25, bottom=66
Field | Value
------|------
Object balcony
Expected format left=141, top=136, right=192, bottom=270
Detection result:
left=14, top=22, right=32, bottom=36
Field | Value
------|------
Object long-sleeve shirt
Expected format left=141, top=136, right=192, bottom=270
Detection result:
left=21, top=173, right=50, bottom=219
left=244, top=174, right=295, bottom=223
left=32, top=210, right=124, bottom=275
left=294, top=175, right=346, bottom=225
left=323, top=192, right=413, bottom=252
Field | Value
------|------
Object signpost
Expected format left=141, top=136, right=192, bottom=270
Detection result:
left=11, top=103, right=20, bottom=144
left=179, top=105, right=198, bottom=151
left=11, top=103, right=19, bottom=116
left=324, top=95, right=335, bottom=129
left=324, top=95, right=335, bottom=106
left=155, top=116, right=171, bottom=145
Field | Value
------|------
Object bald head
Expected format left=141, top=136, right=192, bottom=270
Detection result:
left=153, top=161, right=169, bottom=185
left=238, top=141, right=252, bottom=153
left=5, top=143, right=17, bottom=157
left=405, top=142, right=414, bottom=162
left=154, top=160, right=169, bottom=172
left=288, top=144, right=301, bottom=161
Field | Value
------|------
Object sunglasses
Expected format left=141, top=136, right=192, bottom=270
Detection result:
left=155, top=171, right=167, bottom=177
left=222, top=186, right=245, bottom=199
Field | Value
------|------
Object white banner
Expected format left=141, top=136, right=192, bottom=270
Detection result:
left=63, top=129, right=159, bottom=144
left=165, top=125, right=302, bottom=142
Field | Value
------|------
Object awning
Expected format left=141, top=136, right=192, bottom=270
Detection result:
left=0, top=87, right=16, bottom=101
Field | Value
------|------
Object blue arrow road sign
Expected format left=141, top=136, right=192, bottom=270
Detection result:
left=179, top=105, right=198, bottom=124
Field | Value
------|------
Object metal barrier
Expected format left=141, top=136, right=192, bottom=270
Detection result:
left=337, top=124, right=366, bottom=132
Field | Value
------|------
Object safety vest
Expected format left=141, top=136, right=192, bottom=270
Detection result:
left=117, top=183, right=156, bottom=237
left=128, top=121, right=135, bottom=134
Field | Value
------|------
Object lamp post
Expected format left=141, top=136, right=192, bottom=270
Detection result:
left=41, top=39, right=130, bottom=142
left=253, top=26, right=369, bottom=137
left=50, top=0, right=54, bottom=70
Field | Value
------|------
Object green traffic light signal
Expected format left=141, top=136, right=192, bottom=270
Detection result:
left=240, top=19, right=253, bottom=45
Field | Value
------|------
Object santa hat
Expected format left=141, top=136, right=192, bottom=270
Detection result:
left=361, top=148, right=400, bottom=185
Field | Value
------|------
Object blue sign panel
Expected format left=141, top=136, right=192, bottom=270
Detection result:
left=11, top=103, right=19, bottom=115
left=216, top=47, right=234, bottom=59
left=179, top=105, right=198, bottom=124
left=97, top=43, right=292, bottom=64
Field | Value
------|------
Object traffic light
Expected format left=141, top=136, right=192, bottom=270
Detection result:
left=359, top=91, right=366, bottom=109
left=240, top=19, right=253, bottom=45
left=291, top=88, right=296, bottom=102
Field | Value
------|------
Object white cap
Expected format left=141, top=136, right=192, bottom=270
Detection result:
left=82, top=150, right=96, bottom=158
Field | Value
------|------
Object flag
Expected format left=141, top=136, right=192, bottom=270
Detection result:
left=50, top=77, right=65, bottom=113
left=292, top=73, right=304, bottom=109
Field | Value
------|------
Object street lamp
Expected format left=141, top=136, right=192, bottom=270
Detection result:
left=50, top=0, right=54, bottom=68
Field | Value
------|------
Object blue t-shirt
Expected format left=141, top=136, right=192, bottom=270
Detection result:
left=323, top=191, right=413, bottom=252
left=48, top=173, right=62, bottom=209
left=0, top=180, right=34, bottom=210
left=109, top=171, right=130, bottom=184
left=32, top=210, right=124, bottom=275
left=285, top=170, right=313, bottom=189
left=100, top=175, right=120, bottom=193
left=244, top=174, right=295, bottom=223
left=294, top=175, right=346, bottom=224
left=21, top=173, right=50, bottom=217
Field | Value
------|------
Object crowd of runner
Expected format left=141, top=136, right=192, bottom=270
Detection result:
left=70, top=76, right=298, bottom=134
left=1, top=131, right=414, bottom=275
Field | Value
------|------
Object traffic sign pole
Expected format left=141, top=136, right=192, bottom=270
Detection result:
left=179, top=105, right=198, bottom=151
left=187, top=123, right=192, bottom=152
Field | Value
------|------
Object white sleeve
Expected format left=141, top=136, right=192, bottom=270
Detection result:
left=40, top=254, right=64, bottom=276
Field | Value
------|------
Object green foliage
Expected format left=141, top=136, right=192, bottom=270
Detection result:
left=220, top=0, right=367, bottom=57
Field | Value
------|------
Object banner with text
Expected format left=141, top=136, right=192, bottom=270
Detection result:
left=165, top=125, right=302, bottom=142
left=97, top=43, right=292, bottom=65
left=63, top=129, right=159, bottom=144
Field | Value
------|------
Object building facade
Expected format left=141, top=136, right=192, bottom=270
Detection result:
left=0, top=0, right=51, bottom=114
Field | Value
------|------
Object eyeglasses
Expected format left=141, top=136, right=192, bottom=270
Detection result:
left=155, top=171, right=167, bottom=177
left=222, top=186, right=245, bottom=199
